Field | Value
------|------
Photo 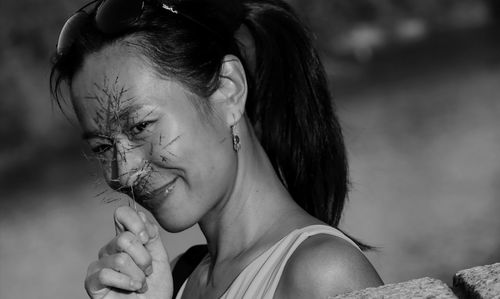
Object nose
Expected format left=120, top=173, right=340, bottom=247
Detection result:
left=106, top=137, right=144, bottom=191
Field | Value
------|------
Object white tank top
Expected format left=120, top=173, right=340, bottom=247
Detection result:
left=176, top=225, right=361, bottom=299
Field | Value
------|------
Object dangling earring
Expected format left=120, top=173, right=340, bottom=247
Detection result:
left=231, top=124, right=241, bottom=152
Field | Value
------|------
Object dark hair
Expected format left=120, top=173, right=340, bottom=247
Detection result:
left=51, top=0, right=368, bottom=249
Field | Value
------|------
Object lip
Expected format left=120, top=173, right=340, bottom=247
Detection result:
left=138, top=176, right=179, bottom=210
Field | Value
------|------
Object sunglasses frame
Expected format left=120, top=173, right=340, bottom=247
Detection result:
left=56, top=0, right=223, bottom=57
left=56, top=0, right=155, bottom=56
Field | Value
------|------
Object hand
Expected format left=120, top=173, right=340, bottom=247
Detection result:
left=84, top=206, right=173, bottom=299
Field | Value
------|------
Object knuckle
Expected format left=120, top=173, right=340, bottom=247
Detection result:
left=116, top=232, right=135, bottom=251
left=114, top=253, right=130, bottom=268
left=97, top=268, right=110, bottom=283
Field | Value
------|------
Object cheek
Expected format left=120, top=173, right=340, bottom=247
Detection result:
left=187, top=138, right=236, bottom=203
left=166, top=123, right=235, bottom=192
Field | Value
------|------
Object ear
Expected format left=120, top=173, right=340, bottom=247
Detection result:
left=209, top=54, right=248, bottom=126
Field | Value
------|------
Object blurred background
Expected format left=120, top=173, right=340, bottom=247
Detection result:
left=1, top=0, right=499, bottom=298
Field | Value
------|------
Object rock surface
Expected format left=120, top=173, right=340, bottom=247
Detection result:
left=453, top=263, right=500, bottom=299
left=330, top=277, right=457, bottom=298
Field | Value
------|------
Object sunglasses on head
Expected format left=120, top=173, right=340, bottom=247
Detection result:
left=56, top=0, right=178, bottom=56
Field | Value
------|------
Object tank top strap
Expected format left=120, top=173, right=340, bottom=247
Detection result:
left=285, top=224, right=361, bottom=250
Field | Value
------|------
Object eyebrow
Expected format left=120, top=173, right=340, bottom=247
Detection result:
left=81, top=132, right=113, bottom=141
left=117, top=104, right=143, bottom=120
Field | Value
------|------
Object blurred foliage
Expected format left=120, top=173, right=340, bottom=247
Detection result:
left=0, top=0, right=82, bottom=176
left=288, top=0, right=491, bottom=60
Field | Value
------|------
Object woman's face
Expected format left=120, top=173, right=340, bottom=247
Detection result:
left=71, top=44, right=237, bottom=232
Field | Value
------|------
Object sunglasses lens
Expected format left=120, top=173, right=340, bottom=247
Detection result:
left=57, top=11, right=89, bottom=56
left=96, top=0, right=143, bottom=34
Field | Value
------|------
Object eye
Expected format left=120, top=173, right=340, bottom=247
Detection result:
left=91, top=144, right=112, bottom=154
left=130, top=121, right=154, bottom=137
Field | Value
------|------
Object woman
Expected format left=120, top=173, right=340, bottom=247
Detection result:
left=51, top=0, right=383, bottom=298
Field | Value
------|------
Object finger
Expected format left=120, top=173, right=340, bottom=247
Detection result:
left=86, top=268, right=144, bottom=295
left=87, top=253, right=148, bottom=296
left=99, top=231, right=153, bottom=275
left=138, top=211, right=156, bottom=240
left=100, top=253, right=146, bottom=285
left=141, top=217, right=169, bottom=264
left=114, top=206, right=149, bottom=244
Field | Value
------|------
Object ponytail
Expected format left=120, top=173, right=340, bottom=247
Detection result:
left=241, top=0, right=348, bottom=226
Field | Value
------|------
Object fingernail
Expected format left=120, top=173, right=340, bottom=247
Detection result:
left=139, top=231, right=149, bottom=244
left=130, top=280, right=142, bottom=290
left=138, top=211, right=147, bottom=223
left=138, top=282, right=148, bottom=293
left=148, top=223, right=159, bottom=239
left=145, top=265, right=153, bottom=276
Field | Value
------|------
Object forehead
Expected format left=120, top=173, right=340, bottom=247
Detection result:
left=70, top=44, right=186, bottom=120
left=72, top=44, right=153, bottom=104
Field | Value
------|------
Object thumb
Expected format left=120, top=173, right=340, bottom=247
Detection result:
left=138, top=212, right=169, bottom=263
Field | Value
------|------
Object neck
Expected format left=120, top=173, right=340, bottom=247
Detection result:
left=197, top=117, right=301, bottom=263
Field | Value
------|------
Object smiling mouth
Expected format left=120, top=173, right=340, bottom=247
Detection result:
left=137, top=176, right=179, bottom=207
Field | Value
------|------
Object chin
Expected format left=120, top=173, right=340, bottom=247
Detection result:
left=152, top=208, right=199, bottom=233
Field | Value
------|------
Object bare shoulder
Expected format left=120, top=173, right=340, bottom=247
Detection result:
left=274, top=233, right=383, bottom=298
